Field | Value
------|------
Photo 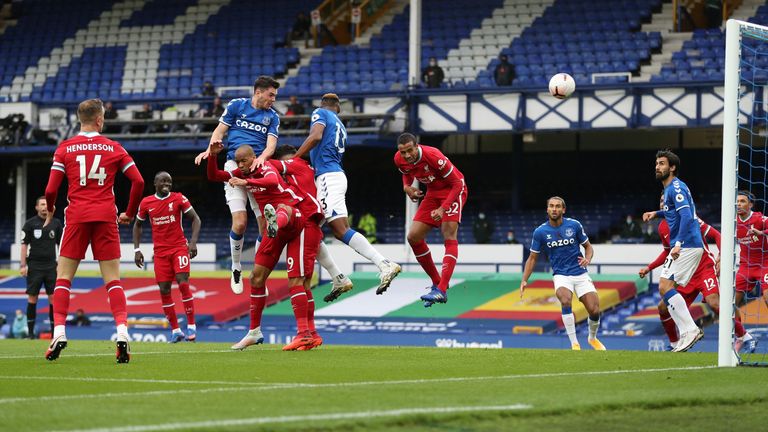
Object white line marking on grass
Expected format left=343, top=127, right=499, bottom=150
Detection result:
left=54, top=404, right=533, bottom=432
left=0, top=365, right=717, bottom=404
left=0, top=375, right=260, bottom=386
left=0, top=349, right=239, bottom=359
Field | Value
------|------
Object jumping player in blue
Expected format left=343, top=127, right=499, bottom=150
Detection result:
left=642, top=149, right=704, bottom=352
left=293, top=93, right=401, bottom=299
left=520, top=196, right=606, bottom=351
left=194, top=76, right=280, bottom=294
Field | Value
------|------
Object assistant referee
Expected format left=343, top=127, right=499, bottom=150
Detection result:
left=20, top=196, right=62, bottom=338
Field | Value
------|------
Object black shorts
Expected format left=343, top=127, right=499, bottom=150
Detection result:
left=26, top=265, right=56, bottom=296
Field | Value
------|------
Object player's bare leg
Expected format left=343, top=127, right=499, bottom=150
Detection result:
left=283, top=275, right=314, bottom=351
left=175, top=272, right=196, bottom=341
left=228, top=210, right=248, bottom=294
left=407, top=221, right=440, bottom=306
left=328, top=217, right=401, bottom=295
left=659, top=278, right=703, bottom=352
left=556, top=287, right=580, bottom=350
left=158, top=281, right=184, bottom=343
left=45, top=256, right=80, bottom=360
left=579, top=292, right=606, bottom=350
left=232, top=265, right=271, bottom=350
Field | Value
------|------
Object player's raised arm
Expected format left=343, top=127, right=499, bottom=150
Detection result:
left=252, top=117, right=280, bottom=169
left=294, top=121, right=324, bottom=160
left=195, top=122, right=230, bottom=166
left=206, top=142, right=238, bottom=182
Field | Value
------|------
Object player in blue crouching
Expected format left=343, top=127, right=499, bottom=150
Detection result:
left=520, top=196, right=606, bottom=351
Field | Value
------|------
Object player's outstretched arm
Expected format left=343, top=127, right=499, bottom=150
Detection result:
left=185, top=207, right=201, bottom=259
left=520, top=252, right=539, bottom=298
left=643, top=248, right=670, bottom=276
left=294, top=123, right=324, bottom=159
left=206, top=145, right=237, bottom=182
left=195, top=123, right=229, bottom=165
left=132, top=219, right=144, bottom=268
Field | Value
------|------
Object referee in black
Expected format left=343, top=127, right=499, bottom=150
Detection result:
left=20, top=196, right=62, bottom=338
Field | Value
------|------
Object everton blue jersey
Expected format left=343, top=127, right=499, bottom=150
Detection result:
left=310, top=108, right=346, bottom=177
left=219, top=98, right=280, bottom=160
left=530, top=218, right=589, bottom=276
left=662, top=178, right=703, bottom=248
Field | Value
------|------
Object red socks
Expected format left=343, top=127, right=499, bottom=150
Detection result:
left=276, top=207, right=290, bottom=229
left=105, top=280, right=127, bottom=326
left=710, top=305, right=747, bottom=338
left=438, top=240, right=459, bottom=293
left=52, top=279, right=72, bottom=326
left=160, top=292, right=179, bottom=330
left=289, top=285, right=309, bottom=334
left=305, top=288, right=316, bottom=333
left=178, top=282, right=196, bottom=326
left=659, top=308, right=679, bottom=343
left=410, top=239, right=441, bottom=286
left=250, top=285, right=267, bottom=330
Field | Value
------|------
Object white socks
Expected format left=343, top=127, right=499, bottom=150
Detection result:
left=116, top=324, right=129, bottom=341
left=317, top=241, right=342, bottom=279
left=562, top=313, right=578, bottom=345
left=347, top=231, right=386, bottom=268
left=229, top=231, right=244, bottom=271
left=666, top=292, right=698, bottom=333
left=588, top=317, right=600, bottom=340
left=53, top=325, right=66, bottom=340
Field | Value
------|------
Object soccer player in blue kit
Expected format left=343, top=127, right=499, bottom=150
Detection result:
left=194, top=76, right=280, bottom=294
left=642, top=150, right=704, bottom=352
left=520, top=196, right=606, bottom=351
left=293, top=93, right=401, bottom=297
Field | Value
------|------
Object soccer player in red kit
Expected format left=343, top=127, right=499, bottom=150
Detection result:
left=736, top=191, right=768, bottom=306
left=207, top=142, right=323, bottom=351
left=639, top=194, right=754, bottom=351
left=43, top=99, right=145, bottom=363
left=133, top=172, right=202, bottom=343
left=394, top=133, right=468, bottom=307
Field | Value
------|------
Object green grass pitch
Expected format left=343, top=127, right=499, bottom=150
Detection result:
left=0, top=340, right=766, bottom=431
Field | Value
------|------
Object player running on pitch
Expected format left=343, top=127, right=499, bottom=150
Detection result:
left=520, top=196, right=606, bottom=351
left=394, top=133, right=468, bottom=307
left=133, top=172, right=202, bottom=343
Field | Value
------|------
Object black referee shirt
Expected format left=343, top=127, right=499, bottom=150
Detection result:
left=21, top=216, right=62, bottom=267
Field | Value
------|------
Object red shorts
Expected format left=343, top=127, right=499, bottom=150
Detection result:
left=414, top=187, right=469, bottom=228
left=255, top=210, right=303, bottom=273
left=736, top=265, right=768, bottom=292
left=286, top=222, right=322, bottom=278
left=60, top=221, right=120, bottom=261
left=677, top=253, right=719, bottom=303
left=153, top=247, right=191, bottom=283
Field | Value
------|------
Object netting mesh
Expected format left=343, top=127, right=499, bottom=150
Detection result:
left=734, top=25, right=768, bottom=366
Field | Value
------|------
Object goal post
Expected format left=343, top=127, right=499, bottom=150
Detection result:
left=719, top=18, right=741, bottom=368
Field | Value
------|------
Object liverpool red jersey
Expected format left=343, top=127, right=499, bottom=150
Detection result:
left=50, top=132, right=136, bottom=223
left=208, top=157, right=321, bottom=221
left=736, top=211, right=768, bottom=267
left=137, top=192, right=193, bottom=253
left=394, top=144, right=466, bottom=211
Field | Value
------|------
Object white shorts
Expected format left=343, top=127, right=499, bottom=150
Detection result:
left=659, top=247, right=703, bottom=287
left=315, top=171, right=348, bottom=222
left=552, top=273, right=597, bottom=298
left=223, top=159, right=261, bottom=217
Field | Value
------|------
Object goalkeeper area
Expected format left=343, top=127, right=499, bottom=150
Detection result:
left=0, top=340, right=766, bottom=432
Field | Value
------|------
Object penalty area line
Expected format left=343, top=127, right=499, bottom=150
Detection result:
left=54, top=404, right=534, bottom=432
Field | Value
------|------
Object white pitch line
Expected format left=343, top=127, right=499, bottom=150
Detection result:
left=0, top=375, right=263, bottom=386
left=0, top=365, right=717, bottom=404
left=54, top=404, right=534, bottom=432
left=0, top=349, right=239, bottom=359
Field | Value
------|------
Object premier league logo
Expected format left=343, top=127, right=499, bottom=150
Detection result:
left=261, top=116, right=271, bottom=126
left=564, top=228, right=574, bottom=237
